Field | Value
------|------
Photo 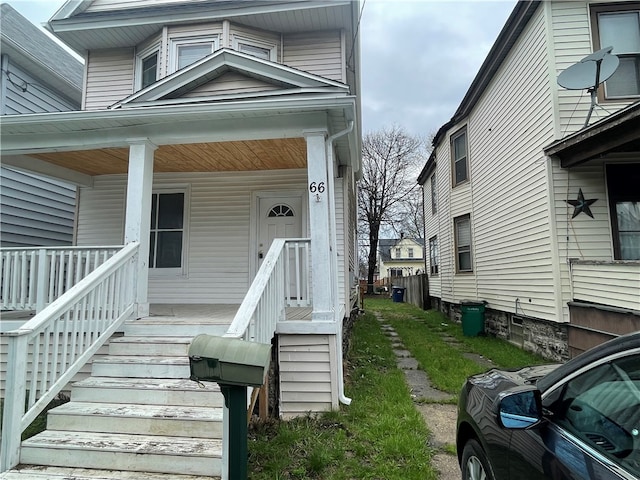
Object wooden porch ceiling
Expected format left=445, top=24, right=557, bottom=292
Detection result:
left=32, top=138, right=307, bottom=175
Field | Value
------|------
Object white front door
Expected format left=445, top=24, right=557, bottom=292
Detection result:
left=257, top=194, right=304, bottom=265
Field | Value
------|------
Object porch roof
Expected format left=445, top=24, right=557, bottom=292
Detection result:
left=1, top=94, right=359, bottom=183
left=544, top=101, right=640, bottom=168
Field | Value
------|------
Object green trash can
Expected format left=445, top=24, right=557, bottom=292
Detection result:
left=461, top=300, right=486, bottom=337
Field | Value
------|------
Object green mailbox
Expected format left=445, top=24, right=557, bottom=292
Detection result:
left=189, top=335, right=272, bottom=480
left=188, top=334, right=271, bottom=387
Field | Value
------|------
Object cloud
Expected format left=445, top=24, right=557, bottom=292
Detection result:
left=361, top=0, right=516, bottom=136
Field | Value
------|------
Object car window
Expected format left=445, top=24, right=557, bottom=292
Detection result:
left=545, top=354, right=640, bottom=477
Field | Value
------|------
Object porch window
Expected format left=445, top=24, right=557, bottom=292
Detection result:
left=451, top=127, right=469, bottom=186
left=455, top=214, right=473, bottom=272
left=429, top=236, right=439, bottom=275
left=149, top=192, right=185, bottom=269
left=390, top=268, right=403, bottom=277
left=607, top=164, right=640, bottom=260
left=592, top=4, right=640, bottom=99
left=616, top=202, right=640, bottom=259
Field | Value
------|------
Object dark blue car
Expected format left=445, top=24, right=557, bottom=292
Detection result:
left=457, top=331, right=640, bottom=479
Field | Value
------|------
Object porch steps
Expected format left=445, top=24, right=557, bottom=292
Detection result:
left=6, top=328, right=226, bottom=478
left=46, top=402, right=223, bottom=438
left=0, top=466, right=217, bottom=479
left=18, top=431, right=221, bottom=476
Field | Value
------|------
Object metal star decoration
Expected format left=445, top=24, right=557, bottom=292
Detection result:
left=566, top=188, right=597, bottom=218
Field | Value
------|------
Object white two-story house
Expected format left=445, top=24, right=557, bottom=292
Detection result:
left=0, top=1, right=361, bottom=478
left=419, top=0, right=639, bottom=362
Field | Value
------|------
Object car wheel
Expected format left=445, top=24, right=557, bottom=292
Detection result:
left=461, top=439, right=495, bottom=480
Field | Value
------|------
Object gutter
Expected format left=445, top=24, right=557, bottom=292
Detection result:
left=326, top=120, right=354, bottom=407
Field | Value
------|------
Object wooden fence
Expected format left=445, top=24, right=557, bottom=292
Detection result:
left=388, top=274, right=428, bottom=310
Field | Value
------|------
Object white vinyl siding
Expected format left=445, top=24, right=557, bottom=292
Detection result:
left=278, top=334, right=337, bottom=418
left=469, top=6, right=557, bottom=320
left=76, top=170, right=308, bottom=304
left=3, top=61, right=77, bottom=114
left=0, top=168, right=76, bottom=247
left=283, top=31, right=343, bottom=82
left=84, top=48, right=134, bottom=110
left=84, top=0, right=184, bottom=12
left=183, top=72, right=279, bottom=98
left=551, top=2, right=631, bottom=135
left=570, top=261, right=640, bottom=311
left=229, top=24, right=280, bottom=61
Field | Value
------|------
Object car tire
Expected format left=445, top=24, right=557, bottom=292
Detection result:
left=461, top=438, right=495, bottom=480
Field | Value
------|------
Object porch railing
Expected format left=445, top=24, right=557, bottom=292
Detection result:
left=570, top=260, right=640, bottom=311
left=0, top=242, right=139, bottom=472
left=226, top=238, right=311, bottom=343
left=0, top=246, right=121, bottom=312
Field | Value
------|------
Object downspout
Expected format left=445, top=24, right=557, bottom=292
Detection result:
left=326, top=120, right=354, bottom=406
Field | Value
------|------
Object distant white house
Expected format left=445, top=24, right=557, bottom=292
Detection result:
left=377, top=237, right=425, bottom=283
left=0, top=3, right=82, bottom=247
left=419, top=0, right=639, bottom=361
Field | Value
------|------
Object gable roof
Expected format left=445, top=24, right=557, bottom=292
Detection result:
left=112, top=48, right=349, bottom=109
left=0, top=3, right=83, bottom=104
left=378, top=238, right=425, bottom=262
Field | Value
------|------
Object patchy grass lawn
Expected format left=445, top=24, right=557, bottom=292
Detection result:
left=248, top=311, right=436, bottom=479
left=364, top=297, right=548, bottom=394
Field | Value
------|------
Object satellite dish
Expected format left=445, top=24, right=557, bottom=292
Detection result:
left=557, top=46, right=620, bottom=127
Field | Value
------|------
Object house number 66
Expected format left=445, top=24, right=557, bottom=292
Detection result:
left=309, top=182, right=326, bottom=193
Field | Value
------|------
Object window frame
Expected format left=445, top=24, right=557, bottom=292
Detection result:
left=590, top=3, right=640, bottom=101
left=232, top=35, right=277, bottom=61
left=135, top=43, right=161, bottom=91
left=429, top=236, right=439, bottom=275
left=408, top=248, right=414, bottom=258
left=395, top=247, right=402, bottom=259
left=606, top=163, right=640, bottom=260
left=431, top=173, right=437, bottom=214
left=169, top=36, right=219, bottom=73
left=454, top=214, right=473, bottom=273
left=451, top=127, right=469, bottom=187
left=148, top=186, right=190, bottom=277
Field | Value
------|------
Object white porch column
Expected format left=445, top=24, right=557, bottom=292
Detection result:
left=305, top=129, right=333, bottom=321
left=124, top=139, right=156, bottom=318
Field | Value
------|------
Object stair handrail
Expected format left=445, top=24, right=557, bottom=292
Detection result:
left=225, top=239, right=311, bottom=344
left=0, top=242, right=140, bottom=472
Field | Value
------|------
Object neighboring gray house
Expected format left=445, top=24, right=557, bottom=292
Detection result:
left=0, top=3, right=82, bottom=247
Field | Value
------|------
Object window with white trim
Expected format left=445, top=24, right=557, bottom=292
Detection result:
left=149, top=191, right=187, bottom=272
left=429, top=236, right=439, bottom=275
left=233, top=36, right=276, bottom=61
left=451, top=127, right=469, bottom=186
left=408, top=248, right=414, bottom=258
left=395, top=247, right=401, bottom=259
left=135, top=44, right=160, bottom=90
left=592, top=4, right=640, bottom=99
left=454, top=214, right=472, bottom=272
left=170, top=36, right=219, bottom=72
left=431, top=173, right=437, bottom=214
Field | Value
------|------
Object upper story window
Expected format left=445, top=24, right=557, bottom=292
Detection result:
left=171, top=36, right=219, bottom=72
left=592, top=5, right=640, bottom=99
left=430, top=173, right=437, bottom=214
left=136, top=44, right=160, bottom=90
left=451, top=127, right=468, bottom=186
left=233, top=36, right=276, bottom=61
left=408, top=248, right=414, bottom=258
left=395, top=247, right=401, bottom=258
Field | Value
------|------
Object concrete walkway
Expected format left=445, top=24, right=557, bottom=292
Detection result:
left=376, top=313, right=484, bottom=480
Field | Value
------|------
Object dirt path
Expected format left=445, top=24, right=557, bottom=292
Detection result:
left=376, top=314, right=461, bottom=480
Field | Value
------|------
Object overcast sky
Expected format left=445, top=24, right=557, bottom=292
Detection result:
left=8, top=0, right=516, bottom=138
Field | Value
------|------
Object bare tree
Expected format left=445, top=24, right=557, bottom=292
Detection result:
left=358, top=126, right=425, bottom=293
